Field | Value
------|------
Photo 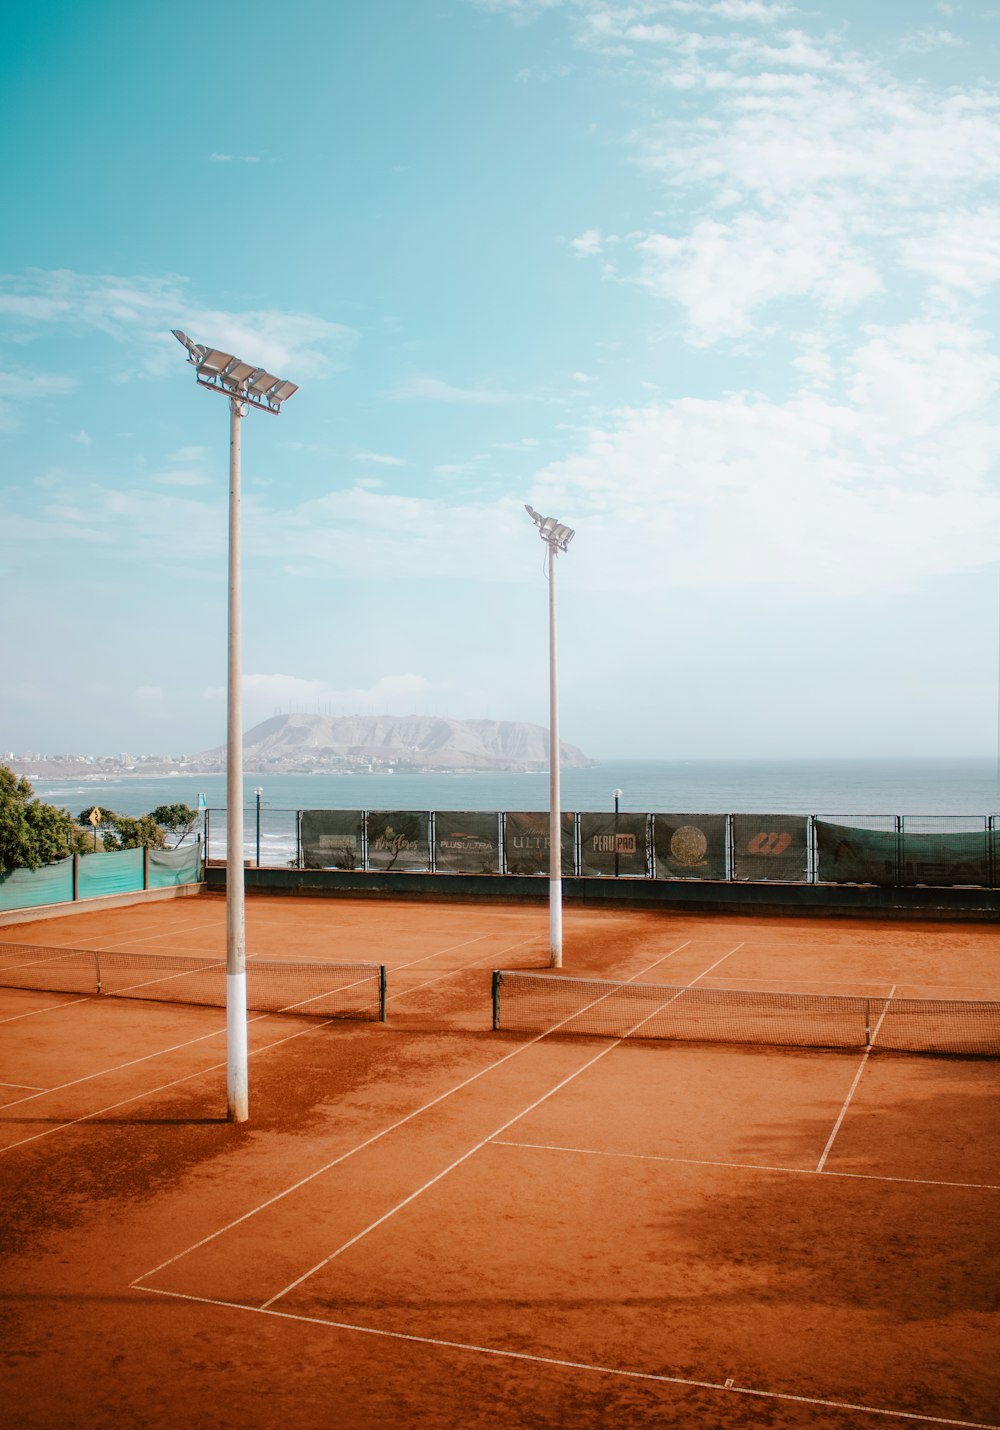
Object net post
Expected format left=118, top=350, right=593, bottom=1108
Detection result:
left=864, top=998, right=871, bottom=1049
left=379, top=964, right=387, bottom=1022
left=492, top=970, right=501, bottom=1030
left=94, top=950, right=102, bottom=995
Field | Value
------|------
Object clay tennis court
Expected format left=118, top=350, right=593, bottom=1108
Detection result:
left=2, top=893, right=999, bottom=1428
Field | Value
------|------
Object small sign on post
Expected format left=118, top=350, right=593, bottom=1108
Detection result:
left=88, top=807, right=101, bottom=851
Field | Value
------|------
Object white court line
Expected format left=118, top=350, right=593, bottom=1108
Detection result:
left=0, top=996, right=91, bottom=1024
left=0, top=1014, right=337, bottom=1154
left=0, top=1014, right=237, bottom=1115
left=130, top=940, right=695, bottom=1289
left=0, top=1080, right=49, bottom=1092
left=816, top=985, right=896, bottom=1174
left=490, top=1139, right=1000, bottom=1194
left=134, top=1286, right=1000, bottom=1430
left=260, top=942, right=739, bottom=1310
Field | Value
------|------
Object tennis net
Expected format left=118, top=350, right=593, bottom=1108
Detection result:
left=491, top=970, right=1000, bottom=1056
left=0, top=942, right=386, bottom=1021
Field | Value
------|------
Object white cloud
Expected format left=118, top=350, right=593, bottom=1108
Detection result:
left=209, top=152, right=261, bottom=163
left=70, top=429, right=93, bottom=445
left=900, top=208, right=1000, bottom=294
left=0, top=369, right=76, bottom=430
left=528, top=320, right=1000, bottom=593
left=636, top=205, right=880, bottom=342
left=0, top=271, right=356, bottom=380
left=570, top=228, right=604, bottom=256
left=899, top=28, right=967, bottom=53
left=354, top=451, right=407, bottom=466
left=133, top=686, right=163, bottom=703
left=385, top=374, right=525, bottom=403
left=203, top=672, right=435, bottom=722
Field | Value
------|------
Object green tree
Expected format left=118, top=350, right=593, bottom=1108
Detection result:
left=149, top=803, right=199, bottom=848
left=1, top=766, right=89, bottom=873
left=78, top=807, right=167, bottom=852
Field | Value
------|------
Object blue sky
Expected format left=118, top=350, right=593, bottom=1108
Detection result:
left=2, top=0, right=1000, bottom=760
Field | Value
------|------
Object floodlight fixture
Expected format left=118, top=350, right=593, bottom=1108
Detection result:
left=171, top=328, right=298, bottom=414
left=171, top=326, right=300, bottom=1122
left=525, top=504, right=575, bottom=554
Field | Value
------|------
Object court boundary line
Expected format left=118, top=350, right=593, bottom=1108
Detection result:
left=257, top=943, right=742, bottom=1310
left=816, top=984, right=896, bottom=1173
left=130, top=939, right=696, bottom=1289
left=0, top=1012, right=343, bottom=1154
left=489, top=1139, right=1000, bottom=1193
left=133, top=1285, right=1000, bottom=1430
left=0, top=995, right=92, bottom=1024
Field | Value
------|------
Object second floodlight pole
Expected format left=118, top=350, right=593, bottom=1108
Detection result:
left=547, top=541, right=563, bottom=967
left=227, top=395, right=249, bottom=1123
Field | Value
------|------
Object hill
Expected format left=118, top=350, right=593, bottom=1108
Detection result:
left=193, top=713, right=592, bottom=773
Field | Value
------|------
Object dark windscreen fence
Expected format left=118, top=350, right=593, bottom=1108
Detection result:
left=367, top=811, right=430, bottom=872
left=301, top=810, right=365, bottom=870
left=816, top=818, right=992, bottom=887
left=503, top=812, right=575, bottom=876
left=732, top=814, right=808, bottom=882
left=433, top=812, right=501, bottom=874
left=815, top=819, right=899, bottom=885
left=652, top=814, right=727, bottom=881
left=578, top=813, right=649, bottom=877
left=900, top=817, right=992, bottom=888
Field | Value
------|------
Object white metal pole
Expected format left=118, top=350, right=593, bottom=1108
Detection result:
left=548, top=544, right=562, bottom=968
left=226, top=396, right=249, bottom=1122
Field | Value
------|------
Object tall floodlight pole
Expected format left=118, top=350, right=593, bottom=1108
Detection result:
left=172, top=330, right=298, bottom=1122
left=525, top=505, right=576, bottom=968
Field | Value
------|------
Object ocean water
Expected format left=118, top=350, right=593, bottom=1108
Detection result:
left=30, top=758, right=997, bottom=866
left=31, top=756, right=1000, bottom=819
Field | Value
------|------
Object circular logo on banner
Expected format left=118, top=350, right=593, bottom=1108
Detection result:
left=670, top=825, right=708, bottom=866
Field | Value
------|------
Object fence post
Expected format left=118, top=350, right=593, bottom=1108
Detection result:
left=72, top=853, right=79, bottom=903
left=143, top=845, right=149, bottom=890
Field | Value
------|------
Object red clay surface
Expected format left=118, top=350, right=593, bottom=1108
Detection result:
left=2, top=894, right=999, bottom=1428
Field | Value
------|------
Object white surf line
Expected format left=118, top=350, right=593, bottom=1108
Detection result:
left=134, top=1287, right=1000, bottom=1430
left=815, top=985, right=896, bottom=1175
left=490, top=1139, right=1000, bottom=1194
left=0, top=996, right=92, bottom=1024
left=0, top=1014, right=338, bottom=1155
left=130, top=941, right=695, bottom=1290
left=259, top=943, right=739, bottom=1311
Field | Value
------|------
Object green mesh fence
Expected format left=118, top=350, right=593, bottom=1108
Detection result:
left=0, top=858, right=74, bottom=912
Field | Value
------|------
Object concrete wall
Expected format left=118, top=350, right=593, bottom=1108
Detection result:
left=204, top=866, right=1000, bottom=922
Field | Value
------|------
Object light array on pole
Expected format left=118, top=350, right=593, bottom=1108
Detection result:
left=172, top=330, right=298, bottom=414
left=525, top=504, right=575, bottom=552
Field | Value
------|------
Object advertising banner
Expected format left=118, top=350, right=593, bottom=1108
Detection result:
left=367, top=811, right=430, bottom=872
left=300, top=809, right=364, bottom=870
left=504, top=812, right=575, bottom=876
left=816, top=821, right=990, bottom=887
left=732, top=814, right=808, bottom=883
left=578, top=813, right=649, bottom=877
left=652, top=814, right=727, bottom=881
left=434, top=812, right=501, bottom=874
